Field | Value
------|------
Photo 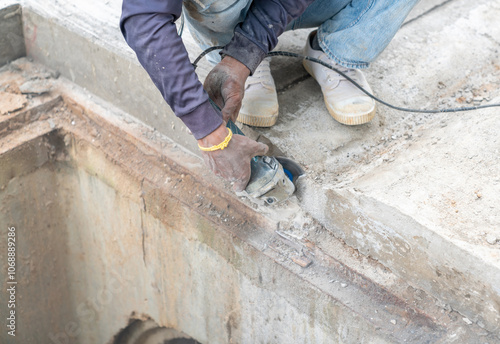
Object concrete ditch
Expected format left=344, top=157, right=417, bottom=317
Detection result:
left=0, top=58, right=447, bottom=343
left=0, top=1, right=499, bottom=343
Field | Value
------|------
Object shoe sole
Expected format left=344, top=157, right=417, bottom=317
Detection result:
left=325, top=101, right=376, bottom=125
left=237, top=111, right=279, bottom=127
left=303, top=60, right=376, bottom=125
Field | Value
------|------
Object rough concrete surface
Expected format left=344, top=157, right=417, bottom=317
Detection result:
left=1, top=0, right=500, bottom=342
left=0, top=91, right=26, bottom=115
left=264, top=0, right=500, bottom=333
left=0, top=59, right=496, bottom=343
left=0, top=5, right=25, bottom=66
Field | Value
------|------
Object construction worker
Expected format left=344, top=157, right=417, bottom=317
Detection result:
left=120, top=0, right=419, bottom=191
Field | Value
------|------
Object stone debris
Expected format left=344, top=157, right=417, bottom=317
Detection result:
left=19, top=79, right=52, bottom=95
left=19, top=79, right=52, bottom=96
left=462, top=317, right=473, bottom=325
left=291, top=255, right=312, bottom=268
left=485, top=234, right=498, bottom=245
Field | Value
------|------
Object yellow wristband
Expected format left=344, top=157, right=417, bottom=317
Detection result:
left=198, top=128, right=233, bottom=152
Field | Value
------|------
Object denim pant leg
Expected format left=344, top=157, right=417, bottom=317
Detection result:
left=184, top=0, right=419, bottom=68
left=290, top=0, right=420, bottom=69
left=183, top=0, right=252, bottom=65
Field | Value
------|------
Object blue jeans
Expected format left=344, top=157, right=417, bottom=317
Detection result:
left=183, top=0, right=420, bottom=69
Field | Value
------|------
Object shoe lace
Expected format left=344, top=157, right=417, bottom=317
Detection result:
left=325, top=60, right=358, bottom=84
left=247, top=59, right=272, bottom=87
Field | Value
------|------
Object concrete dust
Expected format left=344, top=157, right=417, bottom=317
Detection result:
left=259, top=1, right=500, bottom=194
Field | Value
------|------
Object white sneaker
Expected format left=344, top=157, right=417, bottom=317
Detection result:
left=303, top=32, right=376, bottom=125
left=238, top=58, right=279, bottom=127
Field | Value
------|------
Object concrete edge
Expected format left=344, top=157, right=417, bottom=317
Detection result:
left=19, top=6, right=200, bottom=154
left=299, top=180, right=500, bottom=334
left=0, top=4, right=25, bottom=66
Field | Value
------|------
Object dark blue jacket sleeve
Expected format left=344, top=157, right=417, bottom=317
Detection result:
left=120, top=0, right=222, bottom=140
left=222, top=0, right=315, bottom=73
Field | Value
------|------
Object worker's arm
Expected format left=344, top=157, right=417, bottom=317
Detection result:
left=120, top=0, right=222, bottom=140
left=120, top=0, right=267, bottom=191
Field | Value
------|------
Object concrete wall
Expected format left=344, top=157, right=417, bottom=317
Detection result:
left=0, top=134, right=75, bottom=343
left=20, top=7, right=199, bottom=154
left=0, top=132, right=398, bottom=344
left=300, top=183, right=500, bottom=333
left=0, top=5, right=25, bottom=66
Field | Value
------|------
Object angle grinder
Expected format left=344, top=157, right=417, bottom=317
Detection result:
left=226, top=120, right=303, bottom=205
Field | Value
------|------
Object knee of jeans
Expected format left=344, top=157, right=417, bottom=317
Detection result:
left=183, top=0, right=250, bottom=32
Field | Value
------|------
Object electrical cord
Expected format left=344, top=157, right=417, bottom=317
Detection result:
left=192, top=46, right=500, bottom=114
left=177, top=11, right=185, bottom=37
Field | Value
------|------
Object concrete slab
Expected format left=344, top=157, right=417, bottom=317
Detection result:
left=2, top=0, right=500, bottom=339
left=262, top=0, right=500, bottom=332
left=0, top=0, right=18, bottom=7
left=0, top=5, right=25, bottom=66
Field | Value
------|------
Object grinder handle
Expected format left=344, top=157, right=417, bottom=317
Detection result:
left=226, top=119, right=245, bottom=136
left=208, top=98, right=246, bottom=136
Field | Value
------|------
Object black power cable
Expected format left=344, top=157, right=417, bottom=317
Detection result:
left=192, top=46, right=500, bottom=114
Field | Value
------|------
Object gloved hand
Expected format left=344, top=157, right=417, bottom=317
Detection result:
left=204, top=56, right=250, bottom=123
left=198, top=123, right=269, bottom=191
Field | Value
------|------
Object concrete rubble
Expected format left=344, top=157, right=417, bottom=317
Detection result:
left=0, top=0, right=499, bottom=343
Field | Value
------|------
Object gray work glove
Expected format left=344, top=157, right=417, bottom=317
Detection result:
left=199, top=56, right=269, bottom=191
left=198, top=122, right=268, bottom=192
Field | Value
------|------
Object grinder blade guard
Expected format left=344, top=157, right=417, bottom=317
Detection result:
left=245, top=156, right=303, bottom=204
left=226, top=120, right=304, bottom=204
